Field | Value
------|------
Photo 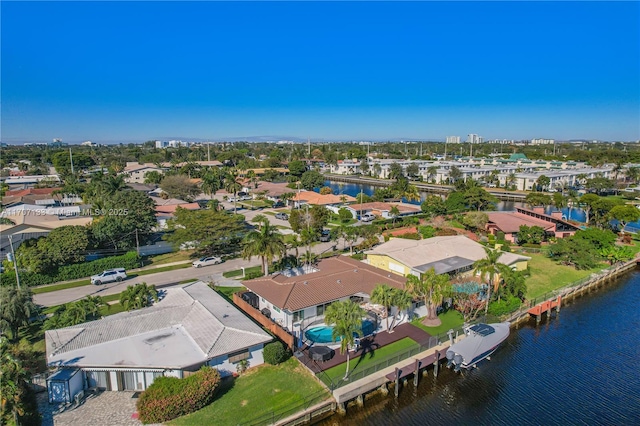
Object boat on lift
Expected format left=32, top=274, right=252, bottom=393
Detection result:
left=446, top=322, right=510, bottom=372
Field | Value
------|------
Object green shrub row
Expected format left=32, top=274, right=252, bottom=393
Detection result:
left=397, top=232, right=421, bottom=240
left=488, top=295, right=523, bottom=316
left=137, top=367, right=221, bottom=424
left=1, top=252, right=141, bottom=287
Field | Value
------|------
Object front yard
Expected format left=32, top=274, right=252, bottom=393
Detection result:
left=169, top=358, right=330, bottom=426
left=525, top=252, right=602, bottom=299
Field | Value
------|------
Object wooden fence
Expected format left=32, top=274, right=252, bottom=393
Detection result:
left=233, top=292, right=296, bottom=349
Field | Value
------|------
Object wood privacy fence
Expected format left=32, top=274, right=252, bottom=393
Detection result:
left=233, top=292, right=296, bottom=349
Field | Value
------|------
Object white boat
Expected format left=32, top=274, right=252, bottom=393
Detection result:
left=446, top=322, right=510, bottom=372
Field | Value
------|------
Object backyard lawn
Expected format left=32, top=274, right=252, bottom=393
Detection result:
left=319, top=337, right=418, bottom=385
left=411, top=310, right=465, bottom=336
left=525, top=252, right=602, bottom=299
left=145, top=250, right=194, bottom=265
left=169, top=358, right=330, bottom=426
left=223, top=265, right=262, bottom=278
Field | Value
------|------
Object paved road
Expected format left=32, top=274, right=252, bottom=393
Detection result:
left=33, top=241, right=343, bottom=307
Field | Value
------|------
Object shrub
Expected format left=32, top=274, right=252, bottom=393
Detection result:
left=244, top=271, right=263, bottom=280
left=435, top=228, right=458, bottom=237
left=263, top=341, right=288, bottom=365
left=522, top=243, right=541, bottom=248
left=488, top=295, right=522, bottom=316
left=496, top=231, right=505, bottom=242
left=418, top=225, right=436, bottom=239
left=137, top=367, right=221, bottom=424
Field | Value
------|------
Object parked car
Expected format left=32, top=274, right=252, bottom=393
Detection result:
left=360, top=213, right=376, bottom=222
left=319, top=229, right=331, bottom=242
left=91, top=268, right=127, bottom=285
left=192, top=256, right=223, bottom=268
left=275, top=212, right=289, bottom=220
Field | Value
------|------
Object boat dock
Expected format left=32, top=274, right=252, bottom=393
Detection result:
left=331, top=338, right=462, bottom=411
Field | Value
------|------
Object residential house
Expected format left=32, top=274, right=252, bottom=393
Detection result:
left=45, top=281, right=273, bottom=399
left=486, top=207, right=581, bottom=243
left=365, top=235, right=530, bottom=278
left=291, top=191, right=357, bottom=208
left=155, top=202, right=201, bottom=230
left=346, top=202, right=421, bottom=220
left=122, top=162, right=166, bottom=184
left=0, top=214, right=93, bottom=260
left=241, top=256, right=407, bottom=336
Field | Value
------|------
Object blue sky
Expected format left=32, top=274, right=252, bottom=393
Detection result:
left=2, top=1, right=639, bottom=143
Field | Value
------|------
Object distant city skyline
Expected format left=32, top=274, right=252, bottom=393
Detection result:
left=2, top=2, right=639, bottom=143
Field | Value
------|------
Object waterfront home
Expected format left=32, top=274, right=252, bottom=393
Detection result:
left=44, top=281, right=272, bottom=399
left=365, top=235, right=530, bottom=278
left=241, top=256, right=407, bottom=335
left=346, top=202, right=421, bottom=220
left=243, top=181, right=293, bottom=203
left=154, top=202, right=201, bottom=230
left=486, top=207, right=582, bottom=243
left=290, top=191, right=357, bottom=208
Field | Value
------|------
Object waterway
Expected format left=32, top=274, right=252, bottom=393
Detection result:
left=323, top=180, right=588, bottom=222
left=318, top=269, right=640, bottom=425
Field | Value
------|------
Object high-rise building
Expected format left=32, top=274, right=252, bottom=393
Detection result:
left=467, top=134, right=482, bottom=144
left=446, top=136, right=461, bottom=144
left=530, top=138, right=555, bottom=145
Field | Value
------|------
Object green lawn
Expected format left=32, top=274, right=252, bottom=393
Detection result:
left=223, top=266, right=262, bottom=278
left=144, top=250, right=194, bottom=265
left=238, top=200, right=271, bottom=209
left=134, top=262, right=192, bottom=277
left=411, top=310, right=465, bottom=336
left=31, top=279, right=91, bottom=294
left=169, top=358, right=330, bottom=426
left=215, top=286, right=246, bottom=301
left=320, top=337, right=418, bottom=385
left=525, top=252, right=602, bottom=299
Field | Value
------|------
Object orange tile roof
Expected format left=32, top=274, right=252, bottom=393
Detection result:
left=292, top=191, right=357, bottom=205
left=155, top=203, right=201, bottom=214
left=242, top=256, right=406, bottom=311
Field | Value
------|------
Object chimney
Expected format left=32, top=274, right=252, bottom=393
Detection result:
left=551, top=211, right=563, bottom=219
left=533, top=206, right=544, bottom=214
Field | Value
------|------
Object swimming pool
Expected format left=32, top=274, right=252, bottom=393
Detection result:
left=304, top=319, right=375, bottom=344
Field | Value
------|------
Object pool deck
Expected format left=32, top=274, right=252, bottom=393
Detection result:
left=297, top=323, right=432, bottom=373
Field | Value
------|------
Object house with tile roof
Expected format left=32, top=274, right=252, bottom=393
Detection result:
left=365, top=235, right=530, bottom=278
left=45, top=281, right=272, bottom=396
left=486, top=207, right=581, bottom=243
left=241, top=256, right=407, bottom=333
left=291, top=191, right=357, bottom=208
left=346, top=202, right=421, bottom=220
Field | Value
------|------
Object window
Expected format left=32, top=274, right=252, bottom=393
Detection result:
left=293, top=310, right=304, bottom=323
left=317, top=305, right=324, bottom=316
left=228, top=349, right=250, bottom=363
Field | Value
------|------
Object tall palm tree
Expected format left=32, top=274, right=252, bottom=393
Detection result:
left=370, top=284, right=396, bottom=332
left=242, top=220, right=286, bottom=277
left=324, top=300, right=365, bottom=380
left=473, top=247, right=502, bottom=314
left=427, top=166, right=438, bottom=184
left=63, top=302, right=88, bottom=326
left=201, top=168, right=222, bottom=197
left=224, top=169, right=243, bottom=213
left=81, top=295, right=107, bottom=319
left=406, top=268, right=450, bottom=327
left=389, top=205, right=400, bottom=226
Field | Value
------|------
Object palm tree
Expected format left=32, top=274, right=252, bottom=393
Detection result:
left=224, top=169, right=243, bottom=213
left=370, top=284, right=396, bottom=332
left=473, top=247, right=502, bottom=314
left=392, top=289, right=413, bottom=327
left=406, top=268, right=450, bottom=327
left=0, top=287, right=37, bottom=342
left=201, top=169, right=222, bottom=197
left=251, top=214, right=268, bottom=229
left=119, top=283, right=159, bottom=311
left=506, top=173, right=517, bottom=190
left=427, top=166, right=438, bottom=184
left=242, top=220, right=286, bottom=277
left=81, top=295, right=107, bottom=319
left=324, top=300, right=365, bottom=380
left=63, top=302, right=87, bottom=326
left=389, top=205, right=400, bottom=227
left=625, top=166, right=640, bottom=185
left=1, top=337, right=32, bottom=424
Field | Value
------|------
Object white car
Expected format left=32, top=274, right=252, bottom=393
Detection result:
left=91, top=268, right=127, bottom=285
left=360, top=213, right=376, bottom=222
left=192, top=256, right=223, bottom=268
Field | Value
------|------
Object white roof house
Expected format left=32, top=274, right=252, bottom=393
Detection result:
left=45, top=282, right=273, bottom=391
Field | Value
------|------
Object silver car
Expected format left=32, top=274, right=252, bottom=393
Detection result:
left=192, top=256, right=223, bottom=268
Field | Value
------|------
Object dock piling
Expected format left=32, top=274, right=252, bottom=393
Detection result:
left=413, top=359, right=420, bottom=387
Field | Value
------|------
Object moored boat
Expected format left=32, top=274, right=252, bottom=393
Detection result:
left=446, top=322, right=510, bottom=372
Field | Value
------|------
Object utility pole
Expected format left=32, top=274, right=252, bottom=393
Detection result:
left=8, top=235, right=21, bottom=289
left=135, top=229, right=140, bottom=256
left=207, top=142, right=211, bottom=162
left=308, top=137, right=311, bottom=157
left=69, top=147, right=75, bottom=175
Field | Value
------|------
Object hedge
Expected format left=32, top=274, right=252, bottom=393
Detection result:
left=1, top=251, right=141, bottom=287
left=137, top=367, right=221, bottom=424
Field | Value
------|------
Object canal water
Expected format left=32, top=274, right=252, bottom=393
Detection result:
left=318, top=269, right=640, bottom=426
left=324, top=180, right=590, bottom=222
